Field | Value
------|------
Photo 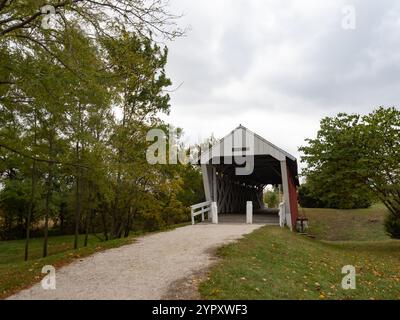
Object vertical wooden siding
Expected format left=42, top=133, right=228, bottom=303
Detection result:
left=287, top=163, right=299, bottom=228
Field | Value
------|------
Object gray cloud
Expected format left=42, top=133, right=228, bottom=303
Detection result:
left=164, top=0, right=400, bottom=160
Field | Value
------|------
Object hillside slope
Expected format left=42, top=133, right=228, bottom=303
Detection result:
left=200, top=206, right=400, bottom=300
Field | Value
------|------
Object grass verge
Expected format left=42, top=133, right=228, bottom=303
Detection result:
left=304, top=204, right=389, bottom=241
left=199, top=226, right=400, bottom=300
left=200, top=205, right=400, bottom=300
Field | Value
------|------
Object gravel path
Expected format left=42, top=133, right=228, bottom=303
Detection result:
left=9, top=223, right=263, bottom=300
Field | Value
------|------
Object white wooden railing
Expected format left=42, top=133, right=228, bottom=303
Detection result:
left=278, top=202, right=285, bottom=228
left=191, top=201, right=212, bottom=225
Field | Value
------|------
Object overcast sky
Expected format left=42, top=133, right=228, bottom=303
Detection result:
left=162, top=0, right=400, bottom=163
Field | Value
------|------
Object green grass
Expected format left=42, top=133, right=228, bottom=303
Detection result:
left=200, top=206, right=400, bottom=300
left=0, top=223, right=189, bottom=299
left=304, top=204, right=389, bottom=241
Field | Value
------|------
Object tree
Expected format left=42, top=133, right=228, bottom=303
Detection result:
left=300, top=107, right=400, bottom=238
left=297, top=184, right=325, bottom=208
left=361, top=107, right=400, bottom=236
left=299, top=113, right=373, bottom=209
left=0, top=0, right=198, bottom=259
left=101, top=32, right=172, bottom=238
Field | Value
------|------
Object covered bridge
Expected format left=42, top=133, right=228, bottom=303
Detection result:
left=193, top=125, right=299, bottom=229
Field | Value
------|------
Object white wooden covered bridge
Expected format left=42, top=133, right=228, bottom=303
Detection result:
left=191, top=125, right=299, bottom=229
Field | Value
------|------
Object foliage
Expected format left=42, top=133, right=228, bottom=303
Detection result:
left=361, top=108, right=400, bottom=220
left=384, top=213, right=400, bottom=239
left=297, top=184, right=325, bottom=208
left=263, top=189, right=279, bottom=208
left=176, top=163, right=205, bottom=206
left=298, top=182, right=371, bottom=209
left=300, top=107, right=400, bottom=236
left=299, top=113, right=373, bottom=209
left=0, top=0, right=204, bottom=260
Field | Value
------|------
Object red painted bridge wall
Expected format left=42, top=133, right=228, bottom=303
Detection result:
left=287, top=163, right=299, bottom=228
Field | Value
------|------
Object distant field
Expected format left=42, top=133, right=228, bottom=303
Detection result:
left=200, top=205, right=400, bottom=300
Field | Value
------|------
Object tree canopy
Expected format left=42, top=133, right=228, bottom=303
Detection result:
left=300, top=107, right=400, bottom=237
left=0, top=0, right=204, bottom=260
left=299, top=113, right=373, bottom=209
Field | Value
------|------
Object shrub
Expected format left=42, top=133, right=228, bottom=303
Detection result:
left=264, top=190, right=279, bottom=208
left=298, top=184, right=325, bottom=208
left=384, top=213, right=400, bottom=239
left=298, top=183, right=372, bottom=209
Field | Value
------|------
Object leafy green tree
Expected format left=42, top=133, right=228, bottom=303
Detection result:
left=361, top=107, right=400, bottom=237
left=101, top=32, right=172, bottom=238
left=361, top=108, right=400, bottom=213
left=0, top=0, right=202, bottom=261
left=176, top=163, right=204, bottom=207
left=301, top=107, right=400, bottom=237
left=300, top=113, right=373, bottom=209
left=297, top=184, right=325, bottom=208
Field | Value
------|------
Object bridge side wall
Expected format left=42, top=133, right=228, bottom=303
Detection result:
left=287, top=163, right=299, bottom=228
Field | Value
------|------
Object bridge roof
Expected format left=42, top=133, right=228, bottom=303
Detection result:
left=200, top=125, right=299, bottom=186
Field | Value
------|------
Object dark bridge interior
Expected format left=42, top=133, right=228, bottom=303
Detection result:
left=209, top=155, right=298, bottom=214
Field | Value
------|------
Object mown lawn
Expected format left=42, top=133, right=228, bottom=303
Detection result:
left=200, top=206, right=400, bottom=300
left=0, top=223, right=189, bottom=299
left=305, top=204, right=389, bottom=241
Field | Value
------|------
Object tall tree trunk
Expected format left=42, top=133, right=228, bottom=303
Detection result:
left=42, top=171, right=52, bottom=258
left=84, top=182, right=95, bottom=246
left=24, top=159, right=36, bottom=261
left=74, top=102, right=83, bottom=250
left=43, top=137, right=54, bottom=258
left=84, top=208, right=94, bottom=247
left=84, top=211, right=89, bottom=247
left=101, top=209, right=109, bottom=241
left=25, top=108, right=37, bottom=261
left=111, top=104, right=126, bottom=239
left=124, top=207, right=133, bottom=238
left=74, top=142, right=81, bottom=250
left=59, top=203, right=65, bottom=234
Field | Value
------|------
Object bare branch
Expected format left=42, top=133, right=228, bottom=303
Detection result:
left=0, top=0, right=83, bottom=36
left=0, top=142, right=88, bottom=168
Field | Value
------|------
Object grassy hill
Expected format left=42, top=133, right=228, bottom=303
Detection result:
left=305, top=204, right=389, bottom=241
left=200, top=206, right=400, bottom=300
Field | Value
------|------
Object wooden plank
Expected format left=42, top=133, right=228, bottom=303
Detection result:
left=192, top=207, right=211, bottom=216
left=191, top=201, right=211, bottom=210
left=280, top=160, right=292, bottom=229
